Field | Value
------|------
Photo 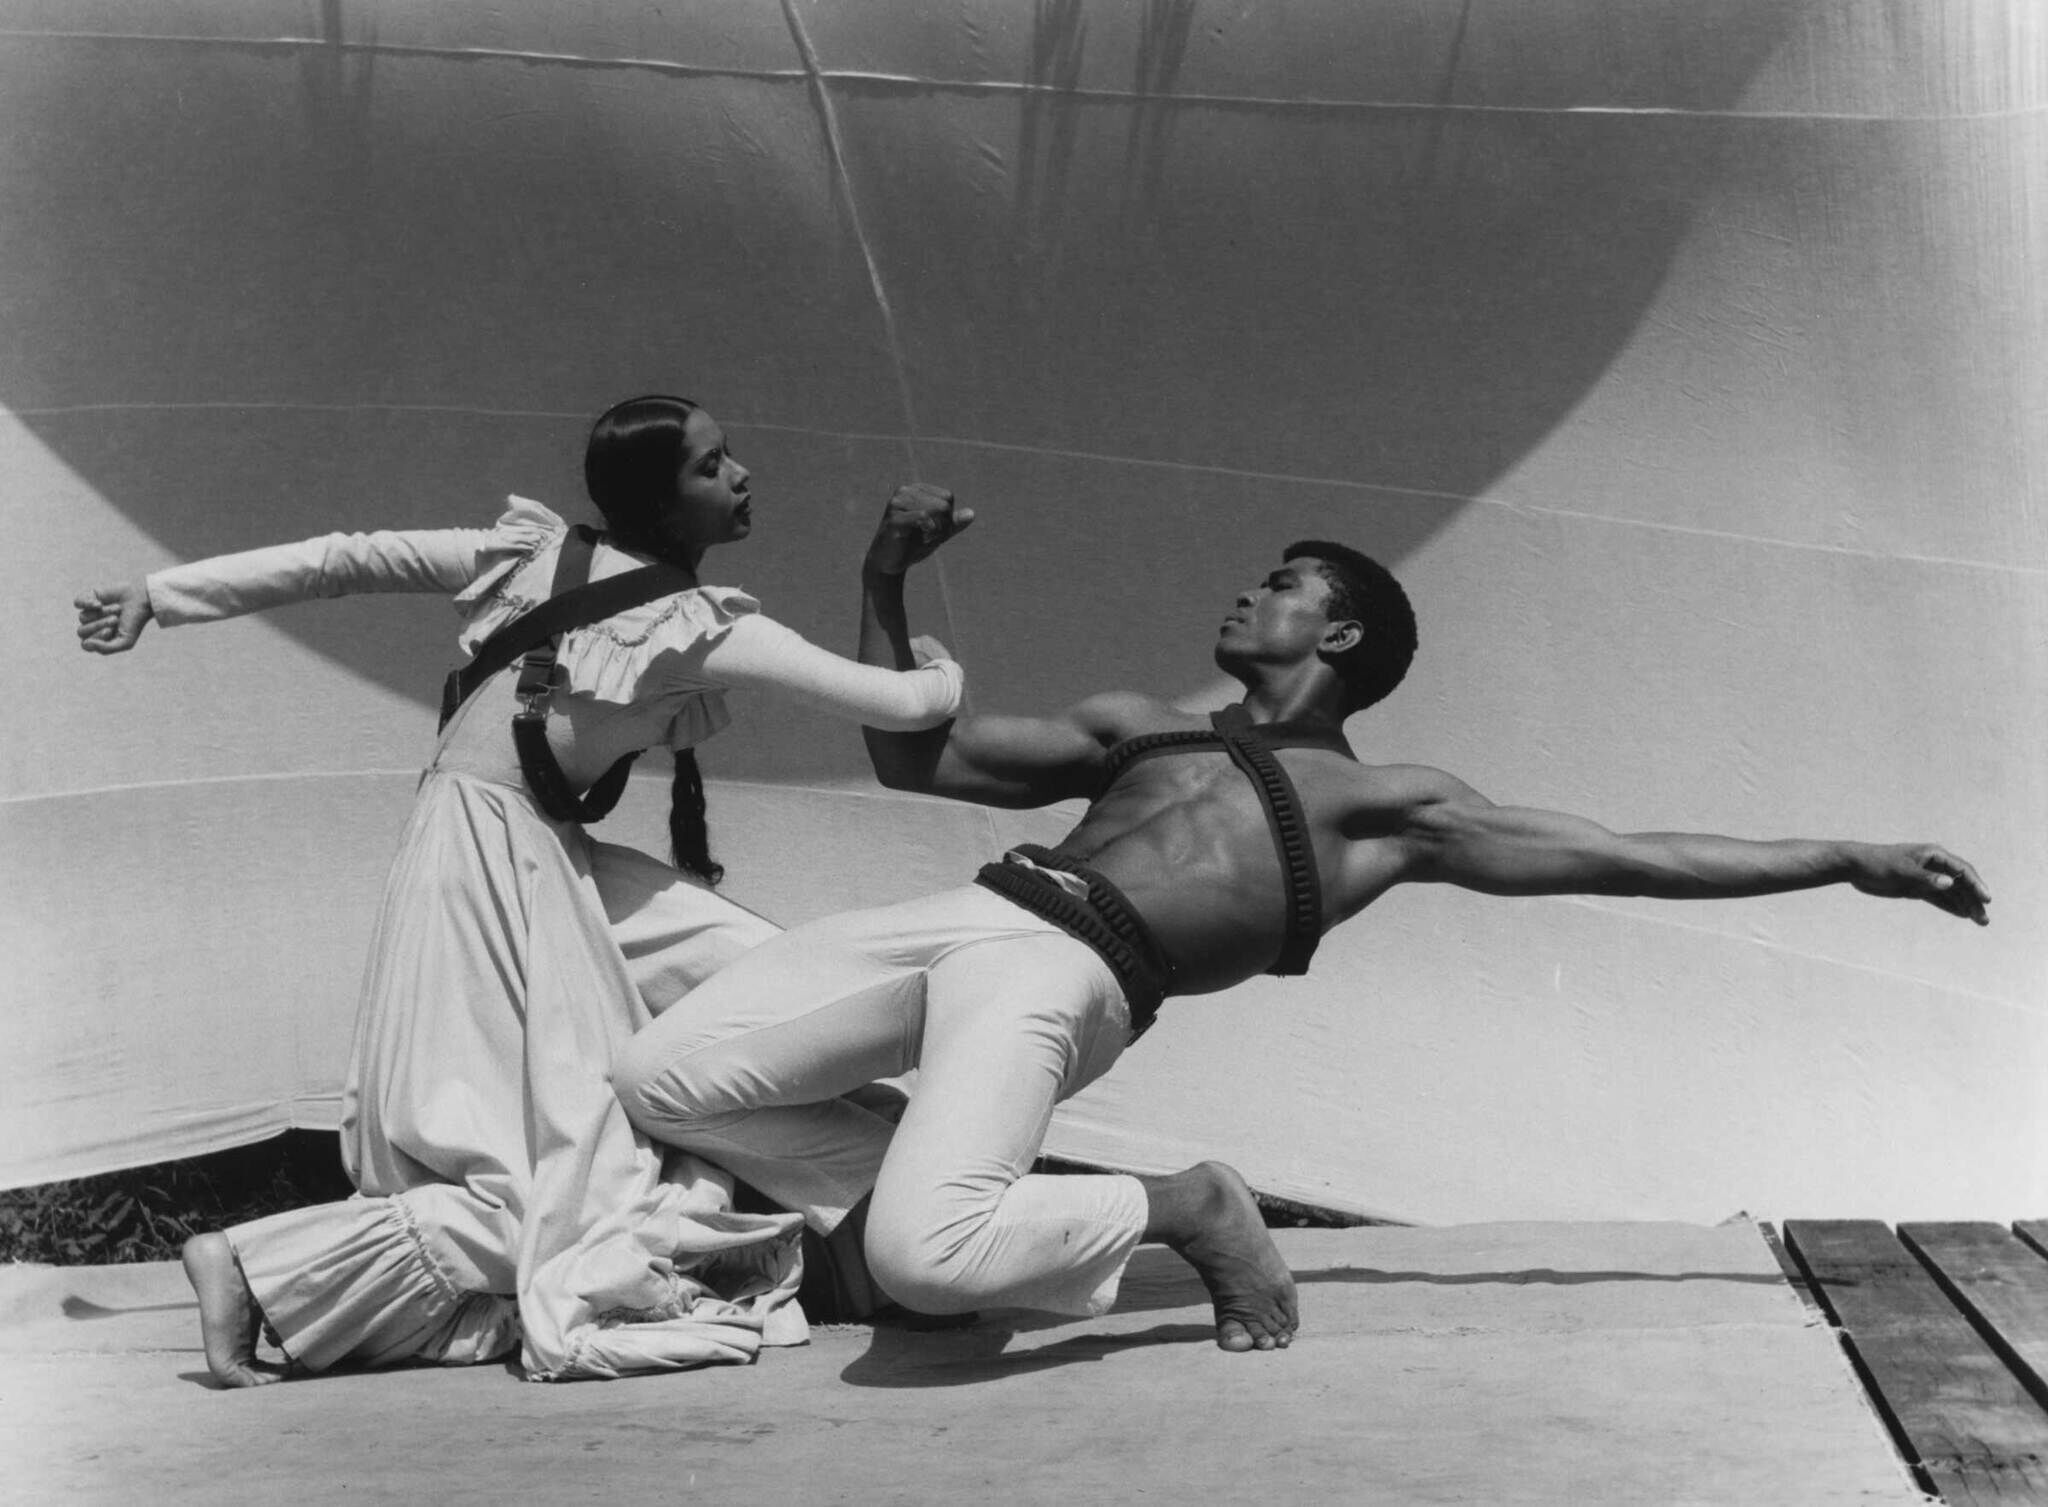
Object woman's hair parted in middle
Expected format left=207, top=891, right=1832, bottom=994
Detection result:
left=583, top=393, right=722, bottom=887
left=583, top=394, right=703, bottom=557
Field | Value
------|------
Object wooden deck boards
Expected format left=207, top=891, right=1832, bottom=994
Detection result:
left=2018, top=1224, right=2048, bottom=1264
left=1901, top=1224, right=2048, bottom=1417
left=1781, top=1218, right=2048, bottom=1506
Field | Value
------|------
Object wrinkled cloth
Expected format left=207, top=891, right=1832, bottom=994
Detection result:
left=234, top=790, right=806, bottom=1379
left=614, top=885, right=1151, bottom=1320
left=155, top=499, right=964, bottom=1378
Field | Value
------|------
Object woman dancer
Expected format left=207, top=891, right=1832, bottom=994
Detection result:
left=74, top=395, right=968, bottom=1384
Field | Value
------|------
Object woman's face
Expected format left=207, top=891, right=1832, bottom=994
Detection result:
left=666, top=408, right=753, bottom=549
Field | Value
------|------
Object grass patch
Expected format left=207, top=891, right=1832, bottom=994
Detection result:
left=0, top=1132, right=355, bottom=1265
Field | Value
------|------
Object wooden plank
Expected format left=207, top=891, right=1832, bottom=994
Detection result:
left=1783, top=1219, right=2048, bottom=1505
left=2016, top=1223, right=2048, bottom=1264
left=1758, top=1220, right=1829, bottom=1321
left=1902, top=1224, right=2048, bottom=1416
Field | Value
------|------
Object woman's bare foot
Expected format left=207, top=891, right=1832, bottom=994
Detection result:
left=1138, top=1161, right=1299, bottom=1352
left=181, top=1233, right=284, bottom=1387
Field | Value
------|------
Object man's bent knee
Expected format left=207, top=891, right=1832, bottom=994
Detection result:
left=610, top=1034, right=695, bottom=1139
left=611, top=1033, right=761, bottom=1143
left=862, top=1210, right=989, bottom=1316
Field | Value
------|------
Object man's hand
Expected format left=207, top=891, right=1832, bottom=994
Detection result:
left=864, top=483, right=975, bottom=577
left=1849, top=843, right=1991, bottom=924
left=75, top=581, right=153, bottom=654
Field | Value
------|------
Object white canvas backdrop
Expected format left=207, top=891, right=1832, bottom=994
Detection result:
left=4, top=0, right=2042, bottom=1222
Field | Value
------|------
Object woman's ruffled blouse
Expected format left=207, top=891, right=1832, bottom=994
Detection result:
left=452, top=498, right=765, bottom=750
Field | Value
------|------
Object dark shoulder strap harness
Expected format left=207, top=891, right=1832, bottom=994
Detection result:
left=1094, top=706, right=1355, bottom=977
left=437, top=525, right=694, bottom=825
left=1099, top=709, right=1355, bottom=783
left=1207, top=704, right=1324, bottom=975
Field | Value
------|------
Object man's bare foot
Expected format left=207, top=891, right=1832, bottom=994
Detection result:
left=1138, top=1161, right=1298, bottom=1352
left=181, top=1233, right=284, bottom=1387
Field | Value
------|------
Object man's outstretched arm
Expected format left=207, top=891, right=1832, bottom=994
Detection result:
left=855, top=484, right=1149, bottom=808
left=1392, top=771, right=1990, bottom=924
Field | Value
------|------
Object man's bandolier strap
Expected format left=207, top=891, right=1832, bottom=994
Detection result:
left=1097, top=706, right=1355, bottom=979
left=974, top=845, right=1175, bottom=1041
left=1208, top=704, right=1322, bottom=975
left=1098, top=727, right=1221, bottom=777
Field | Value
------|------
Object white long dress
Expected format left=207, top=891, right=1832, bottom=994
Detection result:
left=143, top=498, right=963, bottom=1380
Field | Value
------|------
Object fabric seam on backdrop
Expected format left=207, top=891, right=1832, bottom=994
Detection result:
left=7, top=771, right=2014, bottom=1012
left=1537, top=897, right=2027, bottom=1015
left=13, top=404, right=2032, bottom=578
left=3, top=772, right=1027, bottom=811
left=0, top=30, right=2039, bottom=122
left=775, top=0, right=1005, bottom=864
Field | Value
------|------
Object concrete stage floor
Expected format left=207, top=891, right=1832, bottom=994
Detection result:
left=3, top=1221, right=1924, bottom=1505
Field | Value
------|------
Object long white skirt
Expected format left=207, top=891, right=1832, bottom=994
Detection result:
left=229, top=768, right=804, bottom=1380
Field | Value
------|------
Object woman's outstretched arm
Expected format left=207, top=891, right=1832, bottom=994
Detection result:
left=75, top=524, right=510, bottom=654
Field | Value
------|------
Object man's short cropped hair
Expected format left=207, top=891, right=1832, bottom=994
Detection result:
left=1285, top=540, right=1417, bottom=711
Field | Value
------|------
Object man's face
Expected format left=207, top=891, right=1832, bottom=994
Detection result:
left=1215, top=557, right=1341, bottom=670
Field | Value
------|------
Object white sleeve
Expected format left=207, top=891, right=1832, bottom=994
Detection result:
left=699, top=612, right=964, bottom=731
left=145, top=528, right=495, bottom=627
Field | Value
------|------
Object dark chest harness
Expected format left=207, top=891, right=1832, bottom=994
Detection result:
left=1093, top=705, right=1355, bottom=976
left=438, top=526, right=693, bottom=825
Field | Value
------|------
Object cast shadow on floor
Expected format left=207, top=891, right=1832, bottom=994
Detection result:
left=838, top=1246, right=1788, bottom=1389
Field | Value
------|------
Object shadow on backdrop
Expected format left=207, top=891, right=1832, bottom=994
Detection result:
left=10, top=1, right=1794, bottom=780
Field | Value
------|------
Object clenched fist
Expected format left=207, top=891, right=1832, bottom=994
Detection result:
left=75, top=580, right=154, bottom=654
left=864, top=483, right=976, bottom=577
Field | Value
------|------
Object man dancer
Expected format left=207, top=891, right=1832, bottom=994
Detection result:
left=614, top=486, right=1990, bottom=1353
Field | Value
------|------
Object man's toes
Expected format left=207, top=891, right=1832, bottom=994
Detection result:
left=1216, top=1317, right=1256, bottom=1352
left=1217, top=1309, right=1295, bottom=1352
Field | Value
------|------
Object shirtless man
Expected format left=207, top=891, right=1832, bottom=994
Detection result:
left=614, top=486, right=1991, bottom=1353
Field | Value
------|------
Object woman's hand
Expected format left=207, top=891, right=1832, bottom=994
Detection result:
left=864, top=483, right=975, bottom=577
left=75, top=580, right=154, bottom=654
